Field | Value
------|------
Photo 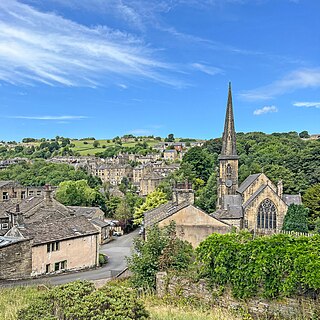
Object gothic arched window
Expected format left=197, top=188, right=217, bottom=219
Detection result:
left=257, top=198, right=277, bottom=229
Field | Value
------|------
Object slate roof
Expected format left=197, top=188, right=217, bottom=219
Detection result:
left=144, top=201, right=190, bottom=228
left=91, top=218, right=110, bottom=228
left=212, top=207, right=243, bottom=219
left=282, top=194, right=302, bottom=206
left=237, top=173, right=261, bottom=194
left=0, top=236, right=23, bottom=248
left=67, top=206, right=104, bottom=219
left=0, top=180, right=16, bottom=188
left=17, top=216, right=99, bottom=246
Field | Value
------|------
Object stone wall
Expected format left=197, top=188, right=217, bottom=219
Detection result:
left=0, top=239, right=32, bottom=280
left=156, top=272, right=320, bottom=320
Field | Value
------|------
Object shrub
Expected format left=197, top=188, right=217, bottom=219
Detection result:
left=18, top=280, right=149, bottom=320
left=197, top=232, right=320, bottom=299
left=127, top=222, right=194, bottom=290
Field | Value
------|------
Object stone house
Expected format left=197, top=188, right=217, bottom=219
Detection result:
left=0, top=187, right=108, bottom=279
left=94, top=164, right=133, bottom=185
left=163, top=149, right=179, bottom=161
left=6, top=216, right=99, bottom=276
left=144, top=183, right=231, bottom=247
left=0, top=180, right=43, bottom=202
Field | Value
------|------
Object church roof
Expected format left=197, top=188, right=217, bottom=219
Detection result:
left=282, top=194, right=302, bottom=206
left=237, top=173, right=261, bottom=194
left=219, top=82, right=238, bottom=159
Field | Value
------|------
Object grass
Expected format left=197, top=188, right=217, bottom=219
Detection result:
left=147, top=302, right=242, bottom=320
left=0, top=286, right=40, bottom=320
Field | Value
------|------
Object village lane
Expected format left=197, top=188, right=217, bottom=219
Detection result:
left=0, top=230, right=138, bottom=288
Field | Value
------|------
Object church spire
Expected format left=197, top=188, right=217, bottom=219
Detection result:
left=220, top=82, right=237, bottom=157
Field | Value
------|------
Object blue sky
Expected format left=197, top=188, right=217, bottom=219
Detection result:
left=0, top=0, right=319, bottom=141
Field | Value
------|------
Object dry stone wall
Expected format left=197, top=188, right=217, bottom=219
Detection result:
left=156, top=272, right=320, bottom=320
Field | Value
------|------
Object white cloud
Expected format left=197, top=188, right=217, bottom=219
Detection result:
left=190, top=63, right=223, bottom=76
left=0, top=1, right=182, bottom=87
left=293, top=102, right=320, bottom=108
left=6, top=115, right=89, bottom=120
left=240, top=68, right=320, bottom=101
left=253, top=106, right=278, bottom=115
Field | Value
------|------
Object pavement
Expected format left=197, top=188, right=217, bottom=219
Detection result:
left=0, top=230, right=139, bottom=288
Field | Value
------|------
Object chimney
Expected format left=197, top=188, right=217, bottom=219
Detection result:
left=277, top=180, right=283, bottom=199
left=172, top=180, right=194, bottom=205
left=44, top=184, right=53, bottom=207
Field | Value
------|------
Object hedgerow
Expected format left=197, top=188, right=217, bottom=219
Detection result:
left=196, top=231, right=320, bottom=299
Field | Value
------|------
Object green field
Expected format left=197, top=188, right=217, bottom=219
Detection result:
left=71, top=139, right=160, bottom=156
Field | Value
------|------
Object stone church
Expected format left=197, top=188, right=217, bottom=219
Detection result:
left=212, top=83, right=301, bottom=233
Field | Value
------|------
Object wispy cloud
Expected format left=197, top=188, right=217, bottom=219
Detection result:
left=240, top=68, right=320, bottom=101
left=253, top=105, right=278, bottom=115
left=190, top=63, right=223, bottom=76
left=6, top=115, right=89, bottom=120
left=0, top=1, right=183, bottom=87
left=293, top=102, right=320, bottom=108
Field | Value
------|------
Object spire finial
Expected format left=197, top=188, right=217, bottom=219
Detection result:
left=220, top=83, right=237, bottom=157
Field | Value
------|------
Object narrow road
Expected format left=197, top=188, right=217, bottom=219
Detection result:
left=0, top=230, right=138, bottom=288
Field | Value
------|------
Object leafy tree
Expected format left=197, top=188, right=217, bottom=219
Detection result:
left=105, top=195, right=122, bottom=218
left=181, top=147, right=214, bottom=183
left=19, top=280, right=149, bottom=320
left=195, top=172, right=217, bottom=213
left=303, top=183, right=320, bottom=224
left=127, top=222, right=194, bottom=289
left=299, top=130, right=310, bottom=138
left=93, top=140, right=100, bottom=148
left=0, top=160, right=100, bottom=187
left=164, top=133, right=175, bottom=142
left=282, top=204, right=309, bottom=233
left=133, top=190, right=168, bottom=225
left=55, top=180, right=104, bottom=208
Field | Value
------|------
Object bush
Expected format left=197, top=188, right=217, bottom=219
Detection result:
left=18, top=280, right=149, bottom=320
left=197, top=232, right=320, bottom=299
left=99, top=253, right=108, bottom=265
left=127, top=222, right=194, bottom=290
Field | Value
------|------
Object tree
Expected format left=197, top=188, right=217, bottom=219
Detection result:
left=195, top=172, right=217, bottom=213
left=133, top=190, right=168, bottom=225
left=282, top=204, right=309, bottom=233
left=127, top=222, right=194, bottom=289
left=93, top=140, right=100, bottom=148
left=165, top=133, right=175, bottom=142
left=303, top=183, right=320, bottom=224
left=299, top=131, right=310, bottom=139
left=55, top=180, right=104, bottom=207
left=181, top=147, right=214, bottom=183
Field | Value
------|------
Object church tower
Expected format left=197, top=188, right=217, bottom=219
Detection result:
left=217, top=83, right=239, bottom=209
